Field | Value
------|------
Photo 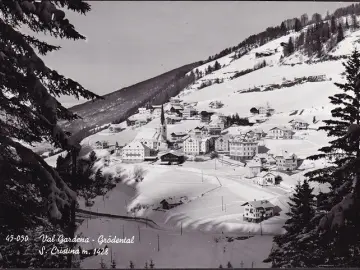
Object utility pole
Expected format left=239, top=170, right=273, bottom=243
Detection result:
left=138, top=225, right=141, bottom=242
left=157, top=234, right=160, bottom=252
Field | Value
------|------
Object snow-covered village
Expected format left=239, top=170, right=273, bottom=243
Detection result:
left=3, top=1, right=360, bottom=269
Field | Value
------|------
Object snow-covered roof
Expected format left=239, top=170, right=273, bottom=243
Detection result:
left=134, top=128, right=159, bottom=141
left=275, top=150, right=297, bottom=159
left=269, top=126, right=292, bottom=132
left=242, top=200, right=275, bottom=209
left=257, top=171, right=276, bottom=178
left=123, top=141, right=146, bottom=150
left=247, top=160, right=262, bottom=167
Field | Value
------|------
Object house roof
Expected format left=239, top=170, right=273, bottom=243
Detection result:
left=160, top=151, right=184, bottom=158
left=247, top=160, right=262, bottom=167
left=290, top=118, right=309, bottom=124
left=241, top=200, right=275, bottom=209
left=269, top=126, right=292, bottom=132
left=134, top=128, right=159, bottom=141
left=258, top=171, right=276, bottom=178
left=124, top=141, right=146, bottom=150
left=275, top=150, right=297, bottom=159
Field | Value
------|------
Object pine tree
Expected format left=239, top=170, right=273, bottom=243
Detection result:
left=149, top=259, right=155, bottom=269
left=227, top=261, right=233, bottom=268
left=264, top=180, right=316, bottom=267
left=219, top=264, right=223, bottom=268
left=145, top=261, right=149, bottom=269
left=294, top=18, right=302, bottom=32
left=0, top=0, right=100, bottom=268
left=111, top=259, right=116, bottom=269
left=346, top=18, right=350, bottom=29
left=337, top=24, right=344, bottom=43
left=129, top=261, right=135, bottom=269
left=303, top=49, right=360, bottom=266
left=331, top=16, right=337, bottom=34
left=214, top=61, right=221, bottom=71
left=287, top=37, right=294, bottom=55
left=89, top=151, right=97, bottom=163
left=280, top=22, right=287, bottom=34
left=352, top=14, right=359, bottom=29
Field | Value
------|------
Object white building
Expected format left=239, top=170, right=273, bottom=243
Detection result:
left=200, top=137, right=210, bottom=154
left=215, top=134, right=232, bottom=153
left=229, top=135, right=259, bottom=161
left=170, top=97, right=182, bottom=105
left=138, top=107, right=151, bottom=115
left=257, top=172, right=276, bottom=186
left=247, top=158, right=262, bottom=178
left=290, top=118, right=309, bottom=130
left=268, top=127, right=293, bottom=139
left=183, top=136, right=201, bottom=155
left=152, top=105, right=162, bottom=118
left=275, top=150, right=298, bottom=171
left=122, top=141, right=151, bottom=163
left=242, top=200, right=275, bottom=223
left=183, top=106, right=197, bottom=118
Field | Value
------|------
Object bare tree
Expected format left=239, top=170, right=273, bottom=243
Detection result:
left=133, top=166, right=146, bottom=182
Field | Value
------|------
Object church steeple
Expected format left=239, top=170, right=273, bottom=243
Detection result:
left=161, top=104, right=165, bottom=125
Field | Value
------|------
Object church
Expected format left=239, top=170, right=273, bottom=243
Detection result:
left=132, top=104, right=168, bottom=152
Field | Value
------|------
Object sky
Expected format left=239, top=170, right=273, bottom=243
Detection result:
left=40, top=1, right=356, bottom=107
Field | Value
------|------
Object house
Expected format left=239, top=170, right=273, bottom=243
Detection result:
left=229, top=135, right=259, bottom=161
left=126, top=118, right=137, bottom=126
left=170, top=97, right=182, bottom=105
left=166, top=116, right=182, bottom=125
left=108, top=124, right=124, bottom=133
left=247, top=158, right=262, bottom=178
left=152, top=105, right=163, bottom=118
left=200, top=137, right=211, bottom=154
left=290, top=118, right=309, bottom=130
left=183, top=106, right=197, bottom=118
left=133, top=128, right=161, bottom=150
left=135, top=118, right=148, bottom=127
left=245, top=128, right=266, bottom=140
left=183, top=136, right=202, bottom=155
left=242, top=200, right=275, bottom=223
left=170, top=132, right=188, bottom=142
left=160, top=199, right=170, bottom=210
left=215, top=134, right=232, bottom=153
left=169, top=104, right=184, bottom=115
left=138, top=107, right=150, bottom=115
left=190, top=126, right=207, bottom=137
left=159, top=151, right=185, bottom=164
left=268, top=127, right=294, bottom=139
left=257, top=106, right=268, bottom=115
left=257, top=172, right=276, bottom=186
left=275, top=150, right=298, bottom=171
left=121, top=141, right=151, bottom=163
left=200, top=111, right=214, bottom=123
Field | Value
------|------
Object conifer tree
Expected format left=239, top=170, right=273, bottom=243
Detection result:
left=111, top=259, right=116, bottom=269
left=303, top=48, right=360, bottom=266
left=145, top=261, right=149, bottom=269
left=149, top=259, right=155, bottom=269
left=287, top=37, right=294, bottom=55
left=352, top=14, right=359, bottom=29
left=264, top=180, right=316, bottom=267
left=280, top=22, right=287, bottom=34
left=219, top=264, right=223, bottom=268
left=294, top=18, right=302, bottom=32
left=129, top=261, right=135, bottom=269
left=337, top=24, right=344, bottom=43
left=0, top=0, right=100, bottom=268
left=214, top=61, right=221, bottom=71
left=227, top=261, right=233, bottom=268
left=331, top=16, right=337, bottom=34
left=346, top=18, right=350, bottom=29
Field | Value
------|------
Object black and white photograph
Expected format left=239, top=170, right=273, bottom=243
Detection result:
left=2, top=0, right=360, bottom=268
